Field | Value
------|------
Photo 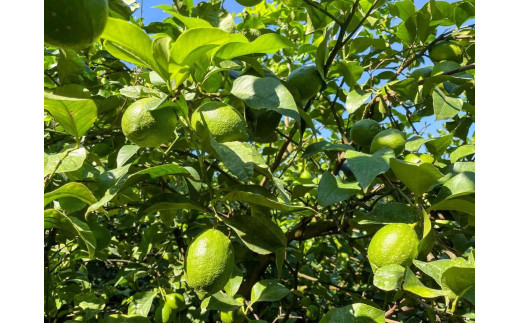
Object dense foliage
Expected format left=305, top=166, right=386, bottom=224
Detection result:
left=44, top=0, right=475, bottom=322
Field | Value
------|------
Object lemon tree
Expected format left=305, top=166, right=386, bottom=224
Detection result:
left=44, top=0, right=475, bottom=322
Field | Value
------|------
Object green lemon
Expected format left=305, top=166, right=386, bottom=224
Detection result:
left=429, top=41, right=463, bottom=63
left=404, top=153, right=434, bottom=164
left=370, top=129, right=406, bottom=155
left=236, top=0, right=263, bottom=6
left=44, top=0, right=109, bottom=49
left=300, top=170, right=312, bottom=180
left=367, top=223, right=419, bottom=269
left=220, top=297, right=246, bottom=323
left=306, top=304, right=320, bottom=320
left=121, top=98, right=178, bottom=148
left=185, top=229, right=234, bottom=299
left=191, top=102, right=249, bottom=143
left=165, top=293, right=185, bottom=312
left=286, top=65, right=324, bottom=103
left=350, top=119, right=382, bottom=147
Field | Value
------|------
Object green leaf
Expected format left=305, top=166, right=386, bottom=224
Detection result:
left=44, top=147, right=87, bottom=176
left=320, top=303, right=385, bottom=323
left=128, top=291, right=157, bottom=317
left=88, top=164, right=190, bottom=212
left=428, top=197, right=475, bottom=216
left=157, top=7, right=212, bottom=29
left=44, top=182, right=97, bottom=207
left=424, top=134, right=453, bottom=157
left=405, top=135, right=428, bottom=152
left=373, top=264, right=406, bottom=291
left=345, top=148, right=394, bottom=192
left=357, top=202, right=419, bottom=225
left=101, top=314, right=150, bottom=323
left=432, top=86, right=463, bottom=121
left=223, top=215, right=286, bottom=255
left=117, top=145, right=140, bottom=168
left=138, top=193, right=207, bottom=215
left=346, top=87, right=371, bottom=114
left=394, top=0, right=416, bottom=20
left=390, top=158, right=443, bottom=196
left=44, top=209, right=97, bottom=259
left=215, top=33, right=293, bottom=59
left=231, top=75, right=300, bottom=122
left=395, top=16, right=416, bottom=44
left=75, top=292, right=105, bottom=319
left=221, top=187, right=315, bottom=216
left=441, top=267, right=475, bottom=299
left=450, top=145, right=475, bottom=163
left=454, top=2, right=474, bottom=27
left=224, top=266, right=243, bottom=297
left=201, top=291, right=242, bottom=312
left=44, top=93, right=97, bottom=139
left=388, top=78, right=418, bottom=101
left=302, top=141, right=353, bottom=158
left=250, top=280, right=290, bottom=304
left=402, top=268, right=448, bottom=299
left=338, top=61, right=364, bottom=88
left=170, top=27, right=246, bottom=66
left=435, top=172, right=475, bottom=201
left=101, top=18, right=156, bottom=71
left=413, top=257, right=471, bottom=286
left=210, top=140, right=266, bottom=182
left=119, top=86, right=166, bottom=99
left=152, top=36, right=172, bottom=81
left=317, top=172, right=361, bottom=207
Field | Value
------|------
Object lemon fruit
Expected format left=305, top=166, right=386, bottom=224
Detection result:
left=165, top=293, right=185, bottom=312
left=121, top=98, right=178, bottom=148
left=429, top=41, right=463, bottom=63
left=236, top=0, right=263, bottom=6
left=350, top=119, right=382, bottom=147
left=306, top=304, right=320, bottom=321
left=367, top=223, right=419, bottom=270
left=191, top=102, right=248, bottom=143
left=370, top=129, right=406, bottom=155
left=44, top=0, right=109, bottom=49
left=185, top=229, right=234, bottom=299
left=286, top=65, right=324, bottom=103
left=404, top=153, right=434, bottom=164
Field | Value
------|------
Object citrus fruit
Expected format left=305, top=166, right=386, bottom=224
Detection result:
left=306, top=304, right=320, bottom=320
left=44, top=0, right=109, bottom=49
left=165, top=293, right=185, bottom=312
left=286, top=65, right=324, bottom=103
left=191, top=102, right=249, bottom=143
left=121, top=98, right=178, bottom=148
left=236, top=0, right=263, bottom=6
left=370, top=129, right=406, bottom=155
left=367, top=223, right=419, bottom=269
left=220, top=297, right=246, bottom=323
left=429, top=41, right=463, bottom=63
left=403, top=153, right=421, bottom=163
left=350, top=119, right=382, bottom=147
left=185, top=229, right=234, bottom=299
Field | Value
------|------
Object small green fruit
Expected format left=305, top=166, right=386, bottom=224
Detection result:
left=191, top=102, right=248, bottom=143
left=44, top=0, right=109, bottom=49
left=121, top=98, right=178, bottom=148
left=370, top=129, right=406, bottom=155
left=185, top=229, right=234, bottom=299
left=286, top=65, right=324, bottom=103
left=306, top=304, right=320, bottom=320
left=350, top=119, right=381, bottom=147
left=367, top=223, right=419, bottom=270
left=429, top=41, right=463, bottom=63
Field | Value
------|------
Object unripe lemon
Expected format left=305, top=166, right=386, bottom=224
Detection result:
left=429, top=41, right=463, bottom=63
left=185, top=229, right=234, bottom=299
left=44, top=0, right=109, bottom=49
left=350, top=119, right=381, bottom=147
left=165, top=293, right=185, bottom=312
left=121, top=98, right=178, bottom=148
left=286, top=65, right=324, bottom=103
left=404, top=153, right=434, bottom=164
left=367, top=223, right=419, bottom=270
left=220, top=297, right=247, bottom=323
left=370, top=129, right=406, bottom=155
left=191, top=102, right=248, bottom=143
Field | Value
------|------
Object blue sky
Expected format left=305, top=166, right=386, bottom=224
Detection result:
left=133, top=0, right=474, bottom=142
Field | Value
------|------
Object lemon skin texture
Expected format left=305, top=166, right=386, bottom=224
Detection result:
left=429, top=41, right=463, bottom=63
left=44, top=0, right=109, bottom=49
left=191, top=102, right=249, bottom=143
left=367, top=223, right=419, bottom=270
left=121, top=98, right=178, bottom=148
left=185, top=229, right=235, bottom=299
left=370, top=129, right=406, bottom=155
left=350, top=119, right=382, bottom=147
left=286, top=65, right=323, bottom=103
